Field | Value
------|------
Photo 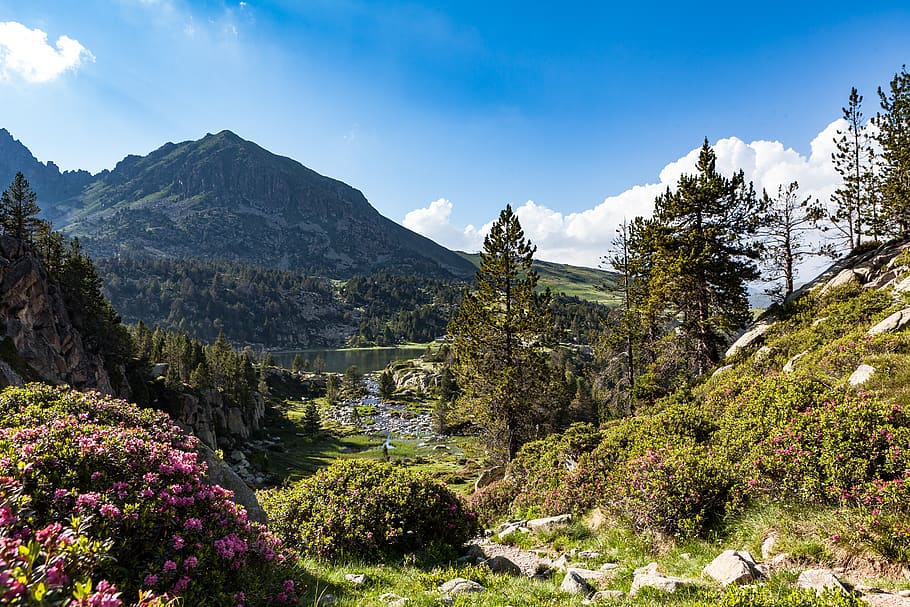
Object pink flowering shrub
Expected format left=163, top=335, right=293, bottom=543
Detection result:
left=260, top=460, right=478, bottom=560
left=0, top=384, right=299, bottom=606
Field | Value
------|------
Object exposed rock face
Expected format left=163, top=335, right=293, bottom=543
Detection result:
left=849, top=364, right=877, bottom=386
left=0, top=236, right=116, bottom=394
left=868, top=308, right=910, bottom=336
left=560, top=570, right=595, bottom=596
left=797, top=569, right=848, bottom=594
left=152, top=384, right=266, bottom=450
left=198, top=444, right=268, bottom=524
left=438, top=578, right=484, bottom=595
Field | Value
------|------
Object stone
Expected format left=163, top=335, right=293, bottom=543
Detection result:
left=461, top=544, right=486, bottom=562
left=812, top=317, right=829, bottom=327
left=900, top=590, right=910, bottom=598
left=438, top=578, right=484, bottom=595
left=783, top=350, right=809, bottom=373
left=567, top=567, right=605, bottom=581
left=497, top=524, right=529, bottom=540
left=550, top=554, right=569, bottom=570
left=630, top=563, right=691, bottom=597
left=560, top=570, right=595, bottom=596
left=753, top=345, right=772, bottom=361
left=473, top=466, right=506, bottom=492
left=198, top=444, right=267, bottom=523
left=725, top=322, right=774, bottom=358
left=893, top=276, right=910, bottom=293
left=630, top=573, right=687, bottom=597
left=379, top=593, right=409, bottom=607
left=863, top=594, right=910, bottom=607
left=318, top=594, right=335, bottom=605
left=344, top=573, right=369, bottom=586
left=712, top=364, right=733, bottom=377
left=526, top=514, right=572, bottom=531
left=703, top=550, right=761, bottom=586
left=577, top=550, right=602, bottom=559
left=150, top=362, right=169, bottom=379
left=868, top=308, right=910, bottom=336
left=761, top=533, right=777, bottom=559
left=820, top=269, right=861, bottom=296
left=484, top=556, right=522, bottom=576
left=797, top=569, right=847, bottom=594
left=849, top=364, right=876, bottom=386
left=599, top=563, right=620, bottom=572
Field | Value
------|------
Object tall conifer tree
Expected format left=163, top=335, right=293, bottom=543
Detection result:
left=876, top=66, right=910, bottom=235
left=0, top=172, right=41, bottom=244
left=448, top=205, right=556, bottom=463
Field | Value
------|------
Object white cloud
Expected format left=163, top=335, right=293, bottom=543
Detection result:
left=403, top=121, right=845, bottom=269
left=0, top=21, right=94, bottom=83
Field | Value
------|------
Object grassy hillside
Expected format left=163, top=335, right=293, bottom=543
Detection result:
left=457, top=251, right=620, bottom=305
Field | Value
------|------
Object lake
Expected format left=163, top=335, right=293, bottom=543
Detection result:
left=271, top=345, right=429, bottom=374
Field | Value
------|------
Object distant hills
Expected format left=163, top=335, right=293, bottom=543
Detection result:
left=0, top=128, right=475, bottom=279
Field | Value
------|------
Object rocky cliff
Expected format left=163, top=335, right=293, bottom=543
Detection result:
left=0, top=235, right=117, bottom=393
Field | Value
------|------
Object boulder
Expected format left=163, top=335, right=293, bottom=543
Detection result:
left=797, top=569, right=848, bottom=595
left=849, top=364, right=876, bottom=386
left=703, top=550, right=762, bottom=586
left=820, top=269, right=861, bottom=295
left=893, top=276, right=910, bottom=293
left=783, top=350, right=809, bottom=373
left=868, top=308, right=910, bottom=336
left=438, top=578, right=484, bottom=595
left=712, top=364, right=733, bottom=377
left=725, top=322, right=774, bottom=358
left=761, top=533, right=777, bottom=559
left=473, top=466, right=506, bottom=492
left=198, top=444, right=267, bottom=524
left=483, top=556, right=522, bottom=577
left=527, top=514, right=572, bottom=531
left=630, top=563, right=691, bottom=597
left=560, top=570, right=595, bottom=596
left=567, top=567, right=605, bottom=581
left=344, top=573, right=369, bottom=587
left=589, top=590, right=624, bottom=602
left=378, top=593, right=409, bottom=607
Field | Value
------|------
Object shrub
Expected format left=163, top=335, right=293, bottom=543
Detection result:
left=697, top=585, right=864, bottom=607
left=468, top=478, right=520, bottom=527
left=750, top=394, right=910, bottom=503
left=260, top=460, right=478, bottom=561
left=0, top=384, right=298, bottom=606
left=605, top=444, right=738, bottom=536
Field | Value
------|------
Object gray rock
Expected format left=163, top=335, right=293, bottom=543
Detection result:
left=318, top=594, right=335, bottom=606
left=797, top=569, right=847, bottom=594
left=567, top=567, right=605, bottom=581
left=497, top=523, right=529, bottom=540
left=703, top=550, right=761, bottom=586
left=783, top=350, right=809, bottom=373
left=526, top=514, right=572, bottom=531
left=712, top=364, right=733, bottom=377
left=484, top=555, right=522, bottom=576
left=344, top=573, right=369, bottom=587
left=893, top=276, right=910, bottom=293
left=599, top=563, right=620, bottom=572
left=150, top=362, right=169, bottom=379
left=560, top=570, right=595, bottom=596
left=849, top=364, right=876, bottom=386
left=753, top=345, right=772, bottom=361
left=630, top=573, right=687, bottom=596
left=761, top=533, right=777, bottom=559
left=378, top=593, right=409, bottom=607
left=868, top=308, right=910, bottom=336
left=474, top=466, right=506, bottom=492
left=630, top=563, right=691, bottom=597
left=438, top=578, right=484, bottom=595
left=198, top=444, right=268, bottom=524
left=725, top=322, right=774, bottom=358
left=820, top=269, right=861, bottom=295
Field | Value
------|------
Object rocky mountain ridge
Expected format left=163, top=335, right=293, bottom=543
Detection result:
left=0, top=128, right=475, bottom=279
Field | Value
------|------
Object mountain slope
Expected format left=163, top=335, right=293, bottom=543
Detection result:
left=0, top=128, right=476, bottom=279
left=61, top=130, right=476, bottom=278
left=457, top=251, right=620, bottom=304
left=0, top=129, right=94, bottom=210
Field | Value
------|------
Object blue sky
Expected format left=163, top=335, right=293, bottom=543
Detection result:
left=1, top=1, right=909, bottom=269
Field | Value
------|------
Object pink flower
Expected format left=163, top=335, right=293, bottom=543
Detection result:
left=163, top=560, right=177, bottom=573
left=144, top=573, right=159, bottom=586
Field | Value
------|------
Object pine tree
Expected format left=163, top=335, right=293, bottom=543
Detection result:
left=826, top=87, right=879, bottom=250
left=291, top=353, right=305, bottom=373
left=302, top=401, right=321, bottom=435
left=757, top=181, right=819, bottom=301
left=876, top=66, right=910, bottom=235
left=378, top=369, right=395, bottom=400
left=448, top=205, right=557, bottom=463
left=0, top=172, right=41, bottom=245
left=646, top=140, right=760, bottom=375
left=325, top=374, right=341, bottom=405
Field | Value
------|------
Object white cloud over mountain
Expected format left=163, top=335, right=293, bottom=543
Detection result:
left=0, top=22, right=94, bottom=83
left=403, top=120, right=845, bottom=269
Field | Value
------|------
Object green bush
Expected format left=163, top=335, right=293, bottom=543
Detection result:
left=468, top=478, right=520, bottom=527
left=260, top=460, right=478, bottom=560
left=697, top=585, right=864, bottom=607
